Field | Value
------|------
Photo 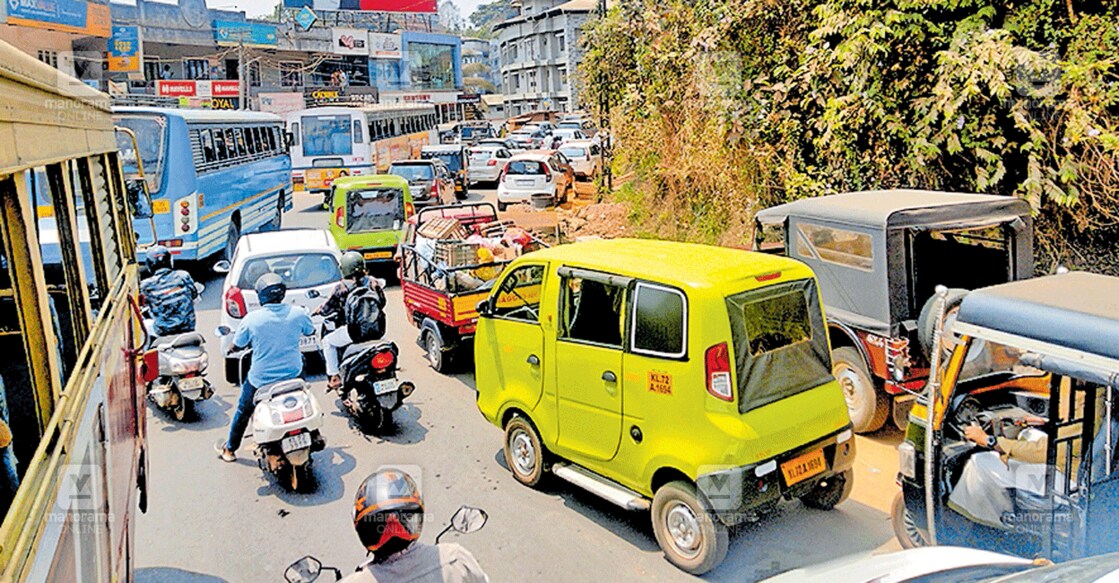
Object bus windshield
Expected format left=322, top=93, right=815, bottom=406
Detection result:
left=115, top=115, right=166, bottom=194
left=302, top=114, right=353, bottom=157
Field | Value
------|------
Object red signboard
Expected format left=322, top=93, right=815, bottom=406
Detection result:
left=156, top=80, right=196, bottom=97
left=358, top=0, right=437, bottom=12
left=212, top=80, right=240, bottom=97
left=156, top=80, right=241, bottom=98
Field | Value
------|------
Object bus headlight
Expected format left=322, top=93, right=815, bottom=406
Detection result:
left=898, top=441, right=916, bottom=479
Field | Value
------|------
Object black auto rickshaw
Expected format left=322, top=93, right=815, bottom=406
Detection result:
left=894, top=272, right=1119, bottom=562
left=420, top=145, right=468, bottom=201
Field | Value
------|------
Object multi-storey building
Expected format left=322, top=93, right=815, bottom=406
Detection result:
left=495, top=0, right=593, bottom=115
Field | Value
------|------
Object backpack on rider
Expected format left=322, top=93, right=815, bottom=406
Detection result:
left=344, top=285, right=385, bottom=343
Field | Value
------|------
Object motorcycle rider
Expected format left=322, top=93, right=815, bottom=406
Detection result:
left=219, top=273, right=314, bottom=462
left=313, top=251, right=386, bottom=390
left=139, top=245, right=198, bottom=336
left=341, top=469, right=488, bottom=583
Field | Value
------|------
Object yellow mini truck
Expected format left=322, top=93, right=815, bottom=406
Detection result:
left=474, top=239, right=855, bottom=574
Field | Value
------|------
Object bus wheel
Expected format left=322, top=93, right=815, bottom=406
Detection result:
left=223, top=220, right=240, bottom=264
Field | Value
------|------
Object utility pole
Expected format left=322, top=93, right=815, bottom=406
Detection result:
left=596, top=0, right=611, bottom=198
left=238, top=39, right=246, bottom=110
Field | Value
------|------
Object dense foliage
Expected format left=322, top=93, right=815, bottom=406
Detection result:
left=580, top=0, right=1119, bottom=272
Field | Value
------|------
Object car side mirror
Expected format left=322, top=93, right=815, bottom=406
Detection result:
left=450, top=506, right=488, bottom=534
left=476, top=299, right=493, bottom=318
left=213, top=260, right=231, bottom=274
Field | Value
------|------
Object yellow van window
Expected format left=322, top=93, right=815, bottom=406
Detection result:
left=631, top=283, right=686, bottom=357
left=560, top=277, right=625, bottom=347
left=493, top=265, right=544, bottom=322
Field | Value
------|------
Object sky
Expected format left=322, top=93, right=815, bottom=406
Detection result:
left=209, top=0, right=487, bottom=21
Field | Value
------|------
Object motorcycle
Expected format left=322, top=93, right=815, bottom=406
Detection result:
left=283, top=506, right=489, bottom=582
left=326, top=322, right=416, bottom=432
left=142, top=282, right=213, bottom=421
left=216, top=325, right=327, bottom=492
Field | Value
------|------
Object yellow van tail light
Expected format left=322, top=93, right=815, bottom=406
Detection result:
left=705, top=342, right=734, bottom=401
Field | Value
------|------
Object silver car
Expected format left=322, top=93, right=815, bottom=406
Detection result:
left=467, top=145, right=513, bottom=185
left=558, top=140, right=602, bottom=180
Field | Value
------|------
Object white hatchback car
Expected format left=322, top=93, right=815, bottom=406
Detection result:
left=496, top=153, right=565, bottom=211
left=217, top=228, right=342, bottom=370
left=558, top=140, right=602, bottom=180
left=467, top=145, right=513, bottom=184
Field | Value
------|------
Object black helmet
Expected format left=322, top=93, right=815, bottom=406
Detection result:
left=352, top=469, right=424, bottom=559
left=145, top=245, right=172, bottom=272
left=340, top=251, right=366, bottom=279
left=255, top=273, right=286, bottom=305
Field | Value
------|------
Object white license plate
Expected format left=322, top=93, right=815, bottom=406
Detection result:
left=282, top=432, right=312, bottom=453
left=516, top=180, right=534, bottom=187
left=373, top=379, right=399, bottom=395
left=299, top=335, right=317, bottom=349
left=178, top=376, right=204, bottom=391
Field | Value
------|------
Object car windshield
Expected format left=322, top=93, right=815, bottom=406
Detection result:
left=237, top=253, right=340, bottom=290
left=469, top=148, right=496, bottom=159
left=424, top=152, right=463, bottom=172
left=114, top=115, right=166, bottom=194
left=390, top=164, right=435, bottom=182
left=301, top=114, right=353, bottom=157
left=505, top=160, right=546, bottom=175
left=346, top=188, right=404, bottom=233
left=560, top=147, right=586, bottom=159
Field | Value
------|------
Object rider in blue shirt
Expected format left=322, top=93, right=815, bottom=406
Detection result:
left=219, top=273, right=314, bottom=462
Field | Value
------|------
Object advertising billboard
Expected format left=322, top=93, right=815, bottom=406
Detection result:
left=157, top=80, right=240, bottom=98
left=368, top=32, right=401, bottom=59
left=213, top=20, right=278, bottom=47
left=281, top=0, right=436, bottom=13
left=6, top=0, right=110, bottom=37
left=107, top=25, right=140, bottom=72
left=331, top=28, right=368, bottom=55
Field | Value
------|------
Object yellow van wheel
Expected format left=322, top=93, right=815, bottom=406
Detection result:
left=651, top=481, right=729, bottom=575
left=504, top=416, right=547, bottom=488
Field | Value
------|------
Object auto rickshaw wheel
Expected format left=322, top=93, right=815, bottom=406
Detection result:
left=651, top=481, right=729, bottom=575
left=424, top=330, right=449, bottom=373
left=833, top=347, right=888, bottom=433
left=799, top=469, right=853, bottom=510
left=891, top=491, right=927, bottom=548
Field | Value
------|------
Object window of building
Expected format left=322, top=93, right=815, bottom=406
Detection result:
left=557, top=34, right=566, bottom=55
left=37, top=50, right=58, bottom=69
left=280, top=62, right=303, bottom=87
left=248, top=61, right=261, bottom=87
left=143, top=60, right=162, bottom=82
left=408, top=42, right=455, bottom=90
left=184, top=59, right=209, bottom=80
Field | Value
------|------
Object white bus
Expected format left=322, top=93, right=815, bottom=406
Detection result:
left=287, top=104, right=439, bottom=204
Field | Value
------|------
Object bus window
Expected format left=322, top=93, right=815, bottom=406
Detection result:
left=114, top=115, right=166, bottom=195
left=223, top=129, right=237, bottom=160
left=245, top=128, right=256, bottom=155
left=290, top=122, right=301, bottom=146
left=200, top=130, right=216, bottom=163
left=213, top=129, right=228, bottom=160
left=353, top=120, right=363, bottom=144
left=252, top=127, right=264, bottom=153
left=233, top=129, right=248, bottom=157
left=301, top=115, right=351, bottom=157
left=267, top=127, right=278, bottom=152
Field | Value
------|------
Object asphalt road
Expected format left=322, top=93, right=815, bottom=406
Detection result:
left=135, top=186, right=903, bottom=583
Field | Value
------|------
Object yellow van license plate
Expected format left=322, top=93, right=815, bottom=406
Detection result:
left=781, top=449, right=826, bottom=486
left=364, top=251, right=392, bottom=260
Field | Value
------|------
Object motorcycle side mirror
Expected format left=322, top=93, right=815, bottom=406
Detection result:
left=285, top=555, right=341, bottom=583
left=450, top=506, right=488, bottom=534
left=214, top=325, right=232, bottom=337
left=213, top=260, right=231, bottom=274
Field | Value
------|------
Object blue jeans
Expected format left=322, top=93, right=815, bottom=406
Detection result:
left=225, top=380, right=257, bottom=453
left=0, top=446, right=18, bottom=514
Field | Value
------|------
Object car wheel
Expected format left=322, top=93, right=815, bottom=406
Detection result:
left=497, top=201, right=507, bottom=212
left=917, top=288, right=969, bottom=360
left=503, top=416, right=547, bottom=488
left=891, top=491, right=927, bottom=549
left=651, top=481, right=729, bottom=575
left=799, top=469, right=854, bottom=510
left=833, top=347, right=888, bottom=433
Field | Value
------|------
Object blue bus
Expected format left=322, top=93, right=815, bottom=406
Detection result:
left=112, top=107, right=293, bottom=262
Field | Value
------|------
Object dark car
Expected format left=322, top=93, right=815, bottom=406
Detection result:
left=388, top=160, right=454, bottom=207
left=754, top=190, right=1034, bottom=433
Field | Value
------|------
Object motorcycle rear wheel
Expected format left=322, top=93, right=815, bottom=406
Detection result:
left=289, top=463, right=312, bottom=493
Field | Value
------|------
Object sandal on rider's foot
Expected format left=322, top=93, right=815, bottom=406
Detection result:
left=214, top=441, right=236, bottom=463
left=327, top=375, right=342, bottom=390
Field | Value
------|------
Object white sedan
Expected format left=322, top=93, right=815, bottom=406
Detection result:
left=558, top=140, right=602, bottom=180
left=215, top=228, right=341, bottom=373
left=467, top=145, right=513, bottom=184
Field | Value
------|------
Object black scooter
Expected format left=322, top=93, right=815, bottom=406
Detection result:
left=331, top=338, right=415, bottom=432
